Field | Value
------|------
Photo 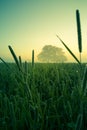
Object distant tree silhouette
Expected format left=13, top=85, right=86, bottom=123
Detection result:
left=37, top=45, right=67, bottom=63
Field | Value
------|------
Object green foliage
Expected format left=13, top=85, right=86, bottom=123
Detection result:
left=0, top=63, right=87, bottom=130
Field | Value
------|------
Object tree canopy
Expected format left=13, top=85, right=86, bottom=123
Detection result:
left=37, top=45, right=67, bottom=63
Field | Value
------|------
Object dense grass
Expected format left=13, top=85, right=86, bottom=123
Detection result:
left=0, top=62, right=87, bottom=130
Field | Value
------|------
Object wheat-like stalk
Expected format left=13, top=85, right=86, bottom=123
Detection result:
left=76, top=9, right=82, bottom=62
left=19, top=56, right=22, bottom=67
left=0, top=57, right=10, bottom=69
left=56, top=35, right=81, bottom=65
left=32, top=50, right=34, bottom=67
left=8, top=45, right=20, bottom=71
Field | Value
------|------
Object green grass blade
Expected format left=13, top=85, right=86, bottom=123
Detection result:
left=76, top=9, right=82, bottom=53
left=32, top=50, right=34, bottom=67
left=19, top=56, right=22, bottom=66
left=56, top=35, right=81, bottom=65
left=82, top=64, right=87, bottom=94
left=25, top=61, right=28, bottom=74
left=0, top=57, right=10, bottom=69
left=9, top=102, right=17, bottom=130
left=8, top=45, right=20, bottom=71
left=75, top=114, right=83, bottom=130
left=19, top=56, right=23, bottom=71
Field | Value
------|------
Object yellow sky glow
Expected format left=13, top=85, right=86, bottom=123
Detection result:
left=0, top=0, right=87, bottom=62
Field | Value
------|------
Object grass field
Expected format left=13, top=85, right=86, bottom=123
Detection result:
left=0, top=9, right=87, bottom=130
left=0, top=62, right=87, bottom=130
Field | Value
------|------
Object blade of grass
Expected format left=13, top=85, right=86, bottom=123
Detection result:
left=9, top=102, right=17, bottom=130
left=32, top=50, right=34, bottom=67
left=75, top=114, right=83, bottom=130
left=76, top=10, right=82, bottom=63
left=56, top=35, right=81, bottom=65
left=76, top=10, right=82, bottom=53
left=8, top=45, right=20, bottom=71
left=8, top=46, right=30, bottom=77
left=82, top=64, right=87, bottom=94
left=19, top=56, right=22, bottom=67
left=0, top=57, right=10, bottom=69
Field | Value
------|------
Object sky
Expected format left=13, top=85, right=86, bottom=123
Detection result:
left=0, top=0, right=87, bottom=62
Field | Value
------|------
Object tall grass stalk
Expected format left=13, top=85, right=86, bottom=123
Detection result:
left=19, top=56, right=22, bottom=69
left=9, top=102, right=16, bottom=130
left=8, top=46, right=29, bottom=76
left=32, top=50, right=34, bottom=67
left=75, top=114, right=83, bottom=130
left=0, top=57, right=10, bottom=69
left=82, top=64, right=87, bottom=95
left=76, top=10, right=82, bottom=63
left=8, top=45, right=20, bottom=71
left=24, top=61, right=28, bottom=74
left=56, top=35, right=81, bottom=65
